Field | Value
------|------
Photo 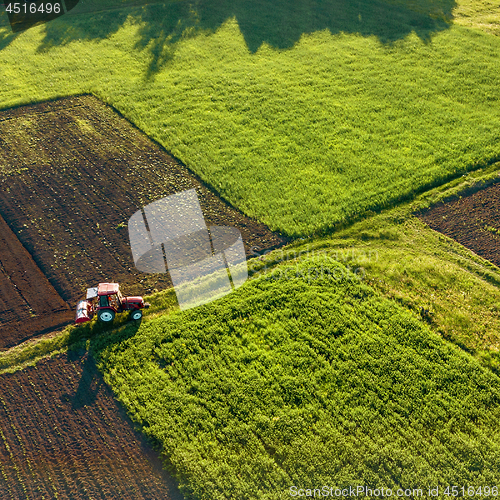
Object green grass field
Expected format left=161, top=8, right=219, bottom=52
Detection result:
left=3, top=170, right=500, bottom=498
left=256, top=165, right=500, bottom=371
left=1, top=0, right=500, bottom=235
left=3, top=0, right=500, bottom=497
left=90, top=257, right=500, bottom=499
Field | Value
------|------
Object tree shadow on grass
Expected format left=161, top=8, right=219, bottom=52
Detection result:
left=3, top=0, right=457, bottom=78
left=0, top=13, right=20, bottom=51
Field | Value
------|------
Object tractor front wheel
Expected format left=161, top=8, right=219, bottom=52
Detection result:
left=130, top=310, right=143, bottom=321
left=98, top=310, right=115, bottom=323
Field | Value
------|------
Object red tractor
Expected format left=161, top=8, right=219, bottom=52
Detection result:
left=75, top=283, right=150, bottom=324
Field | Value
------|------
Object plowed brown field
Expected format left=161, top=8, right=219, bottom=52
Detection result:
left=0, top=94, right=286, bottom=305
left=0, top=94, right=286, bottom=346
left=417, top=181, right=500, bottom=268
left=0, top=212, right=72, bottom=349
left=0, top=351, right=183, bottom=499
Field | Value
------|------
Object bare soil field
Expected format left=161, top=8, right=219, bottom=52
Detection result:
left=0, top=94, right=286, bottom=311
left=0, top=212, right=72, bottom=349
left=417, top=181, right=500, bottom=268
left=0, top=351, right=183, bottom=500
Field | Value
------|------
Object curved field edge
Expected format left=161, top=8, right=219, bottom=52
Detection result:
left=254, top=162, right=500, bottom=369
left=2, top=164, right=500, bottom=375
left=1, top=170, right=500, bottom=496
left=90, top=257, right=500, bottom=499
left=0, top=1, right=499, bottom=236
left=2, top=225, right=500, bottom=498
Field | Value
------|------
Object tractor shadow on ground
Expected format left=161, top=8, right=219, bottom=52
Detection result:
left=64, top=348, right=104, bottom=410
left=60, top=324, right=186, bottom=500
left=7, top=0, right=456, bottom=78
left=62, top=316, right=143, bottom=409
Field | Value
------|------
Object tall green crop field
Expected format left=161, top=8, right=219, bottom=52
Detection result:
left=1, top=0, right=500, bottom=235
left=93, top=258, right=500, bottom=499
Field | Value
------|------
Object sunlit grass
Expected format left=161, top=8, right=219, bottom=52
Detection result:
left=453, top=0, right=500, bottom=36
left=0, top=0, right=500, bottom=235
left=251, top=163, right=500, bottom=365
left=3, top=164, right=500, bottom=497
left=95, top=256, right=500, bottom=499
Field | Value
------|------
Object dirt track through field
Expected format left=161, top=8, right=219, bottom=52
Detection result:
left=0, top=352, right=183, bottom=499
left=417, top=181, right=500, bottom=267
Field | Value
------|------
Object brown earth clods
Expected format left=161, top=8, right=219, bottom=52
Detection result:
left=0, top=212, right=73, bottom=349
left=0, top=94, right=287, bottom=346
left=0, top=352, right=183, bottom=500
left=417, top=181, right=500, bottom=267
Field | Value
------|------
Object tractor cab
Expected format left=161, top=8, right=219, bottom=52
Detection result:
left=95, top=283, right=122, bottom=308
left=75, top=283, right=150, bottom=324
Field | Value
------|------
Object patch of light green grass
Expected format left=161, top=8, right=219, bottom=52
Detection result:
left=453, top=0, right=500, bottom=36
left=0, top=0, right=499, bottom=235
left=252, top=164, right=500, bottom=368
left=93, top=257, right=500, bottom=499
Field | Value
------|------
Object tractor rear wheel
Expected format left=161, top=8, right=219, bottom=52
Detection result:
left=98, top=309, right=115, bottom=323
left=130, top=310, right=143, bottom=321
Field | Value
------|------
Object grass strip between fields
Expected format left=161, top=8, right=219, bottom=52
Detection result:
left=1, top=167, right=500, bottom=496
left=2, top=164, right=500, bottom=376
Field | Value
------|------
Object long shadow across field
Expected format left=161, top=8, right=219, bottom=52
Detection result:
left=59, top=332, right=186, bottom=500
left=1, top=0, right=456, bottom=76
left=66, top=349, right=105, bottom=409
left=66, top=318, right=186, bottom=500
